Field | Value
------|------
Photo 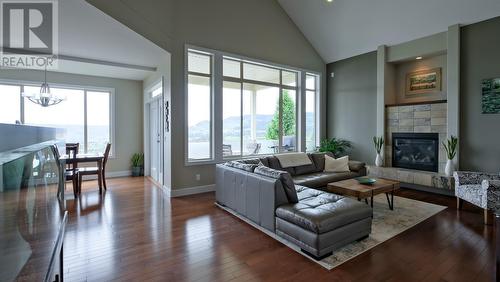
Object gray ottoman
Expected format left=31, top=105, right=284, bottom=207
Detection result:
left=275, top=186, right=373, bottom=260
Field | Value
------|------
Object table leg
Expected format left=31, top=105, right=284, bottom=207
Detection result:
left=371, top=196, right=374, bottom=207
left=385, top=191, right=394, bottom=210
left=58, top=160, right=65, bottom=201
left=364, top=198, right=368, bottom=205
left=97, top=160, right=103, bottom=193
left=496, top=214, right=500, bottom=281
left=392, top=189, right=394, bottom=210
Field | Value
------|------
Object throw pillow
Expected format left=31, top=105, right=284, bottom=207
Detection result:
left=254, top=166, right=299, bottom=203
left=324, top=155, right=350, bottom=172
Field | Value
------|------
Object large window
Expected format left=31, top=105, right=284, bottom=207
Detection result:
left=186, top=47, right=320, bottom=163
left=187, top=50, right=213, bottom=161
left=0, top=82, right=112, bottom=154
left=305, top=74, right=319, bottom=152
left=222, top=59, right=299, bottom=157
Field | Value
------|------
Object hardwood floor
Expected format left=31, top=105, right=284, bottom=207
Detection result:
left=63, top=177, right=495, bottom=281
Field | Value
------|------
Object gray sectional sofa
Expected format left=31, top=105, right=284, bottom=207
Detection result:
left=215, top=152, right=373, bottom=260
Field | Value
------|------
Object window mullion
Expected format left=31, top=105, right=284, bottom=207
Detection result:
left=213, top=53, right=222, bottom=162
left=278, top=70, right=283, bottom=153
left=20, top=85, right=25, bottom=124
left=84, top=90, right=88, bottom=153
left=239, top=61, right=244, bottom=158
left=300, top=73, right=307, bottom=152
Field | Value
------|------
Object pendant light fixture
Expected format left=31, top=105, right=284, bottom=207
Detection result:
left=23, top=64, right=65, bottom=107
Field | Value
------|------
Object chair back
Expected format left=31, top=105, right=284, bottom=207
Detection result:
left=64, top=143, right=79, bottom=171
left=222, top=144, right=233, bottom=157
left=102, top=143, right=112, bottom=170
left=246, top=143, right=261, bottom=155
left=65, top=143, right=79, bottom=156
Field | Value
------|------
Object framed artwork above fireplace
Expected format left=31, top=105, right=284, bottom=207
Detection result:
left=405, top=68, right=442, bottom=96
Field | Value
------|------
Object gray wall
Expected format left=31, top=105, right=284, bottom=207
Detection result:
left=460, top=16, right=500, bottom=173
left=327, top=52, right=377, bottom=164
left=88, top=0, right=326, bottom=190
left=0, top=69, right=143, bottom=173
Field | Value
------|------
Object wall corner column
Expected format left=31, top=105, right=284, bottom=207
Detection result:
left=447, top=24, right=460, bottom=168
left=376, top=45, right=387, bottom=156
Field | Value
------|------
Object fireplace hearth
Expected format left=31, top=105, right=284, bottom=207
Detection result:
left=392, top=133, right=439, bottom=173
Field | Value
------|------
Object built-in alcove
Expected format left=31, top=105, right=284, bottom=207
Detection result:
left=373, top=26, right=460, bottom=194
left=393, top=54, right=447, bottom=105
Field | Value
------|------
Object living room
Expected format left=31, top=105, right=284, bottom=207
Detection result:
left=0, top=0, right=499, bottom=281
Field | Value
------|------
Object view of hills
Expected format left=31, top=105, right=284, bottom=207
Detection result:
left=188, top=113, right=315, bottom=141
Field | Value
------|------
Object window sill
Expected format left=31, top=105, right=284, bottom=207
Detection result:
left=185, top=159, right=217, bottom=166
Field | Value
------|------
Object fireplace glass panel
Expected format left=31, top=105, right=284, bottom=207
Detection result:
left=392, top=133, right=439, bottom=172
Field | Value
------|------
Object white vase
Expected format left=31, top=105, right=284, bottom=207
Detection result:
left=375, top=153, right=383, bottom=167
left=445, top=159, right=454, bottom=176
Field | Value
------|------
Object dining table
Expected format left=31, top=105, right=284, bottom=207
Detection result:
left=58, top=153, right=104, bottom=199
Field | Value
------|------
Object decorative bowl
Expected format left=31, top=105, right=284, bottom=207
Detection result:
left=356, top=177, right=377, bottom=185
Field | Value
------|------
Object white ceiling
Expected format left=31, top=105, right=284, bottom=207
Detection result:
left=278, top=0, right=500, bottom=63
left=56, top=0, right=168, bottom=80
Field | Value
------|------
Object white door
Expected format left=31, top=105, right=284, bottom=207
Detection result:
left=149, top=99, right=162, bottom=183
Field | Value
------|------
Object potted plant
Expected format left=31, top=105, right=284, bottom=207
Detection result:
left=443, top=135, right=458, bottom=176
left=319, top=138, right=352, bottom=158
left=131, top=153, right=144, bottom=177
left=373, top=136, right=384, bottom=167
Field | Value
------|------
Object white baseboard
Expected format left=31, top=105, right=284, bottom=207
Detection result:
left=80, top=170, right=131, bottom=181
left=167, top=184, right=215, bottom=198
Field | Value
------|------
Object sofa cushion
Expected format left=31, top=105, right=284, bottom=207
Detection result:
left=310, top=152, right=334, bottom=172
left=276, top=186, right=372, bottom=233
left=225, top=161, right=258, bottom=172
left=292, top=171, right=361, bottom=189
left=254, top=166, right=298, bottom=203
left=239, top=158, right=261, bottom=165
left=259, top=157, right=270, bottom=167
left=294, top=154, right=318, bottom=175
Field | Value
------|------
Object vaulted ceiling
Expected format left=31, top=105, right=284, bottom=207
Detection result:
left=58, top=0, right=168, bottom=80
left=278, top=0, right=500, bottom=63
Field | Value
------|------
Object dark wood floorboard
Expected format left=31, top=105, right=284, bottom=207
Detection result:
left=62, top=177, right=495, bottom=282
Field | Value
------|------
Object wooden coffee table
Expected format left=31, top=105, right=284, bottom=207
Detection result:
left=327, top=178, right=400, bottom=210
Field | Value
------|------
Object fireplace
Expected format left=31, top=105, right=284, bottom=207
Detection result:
left=392, top=133, right=439, bottom=172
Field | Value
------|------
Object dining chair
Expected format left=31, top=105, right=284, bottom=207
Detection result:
left=78, top=143, right=111, bottom=193
left=51, top=145, right=80, bottom=198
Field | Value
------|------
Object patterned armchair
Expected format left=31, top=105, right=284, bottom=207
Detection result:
left=454, top=171, right=500, bottom=224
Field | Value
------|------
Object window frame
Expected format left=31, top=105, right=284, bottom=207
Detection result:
left=305, top=73, right=320, bottom=152
left=184, top=45, right=321, bottom=165
left=0, top=78, right=115, bottom=157
left=185, top=48, right=215, bottom=164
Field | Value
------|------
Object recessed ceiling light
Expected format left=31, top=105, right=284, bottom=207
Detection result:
left=326, top=0, right=333, bottom=2
left=416, top=56, right=423, bottom=60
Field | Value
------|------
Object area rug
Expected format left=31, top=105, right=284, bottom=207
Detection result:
left=217, top=195, right=446, bottom=270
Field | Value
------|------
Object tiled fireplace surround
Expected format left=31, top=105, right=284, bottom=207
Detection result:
left=368, top=102, right=454, bottom=192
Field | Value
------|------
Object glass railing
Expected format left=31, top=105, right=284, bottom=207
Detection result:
left=0, top=141, right=66, bottom=281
